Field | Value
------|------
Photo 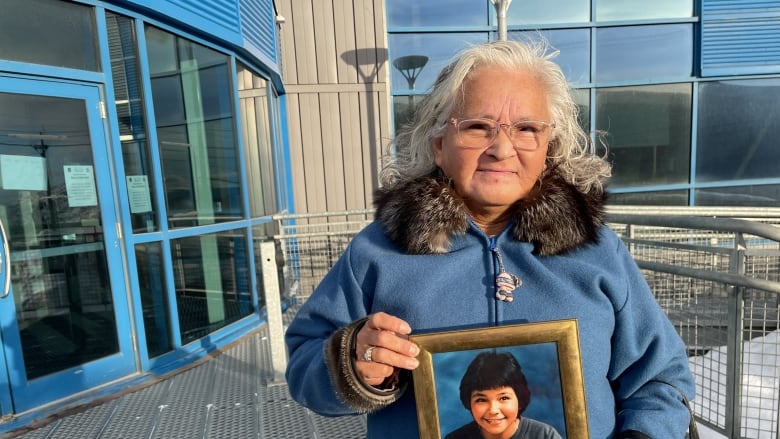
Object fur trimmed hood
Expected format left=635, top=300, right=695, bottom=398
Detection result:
left=374, top=166, right=607, bottom=256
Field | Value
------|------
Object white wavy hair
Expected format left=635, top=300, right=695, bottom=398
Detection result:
left=381, top=39, right=610, bottom=193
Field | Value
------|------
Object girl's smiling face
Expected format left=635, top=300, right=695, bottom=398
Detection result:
left=469, top=386, right=521, bottom=439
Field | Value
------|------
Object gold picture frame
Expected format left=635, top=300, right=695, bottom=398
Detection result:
left=410, top=319, right=588, bottom=439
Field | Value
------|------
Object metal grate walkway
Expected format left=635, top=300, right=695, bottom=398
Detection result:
left=4, top=315, right=366, bottom=439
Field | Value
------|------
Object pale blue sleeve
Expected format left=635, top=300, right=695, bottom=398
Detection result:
left=284, top=244, right=368, bottom=415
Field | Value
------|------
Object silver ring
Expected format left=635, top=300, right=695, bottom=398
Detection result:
left=363, top=345, right=376, bottom=362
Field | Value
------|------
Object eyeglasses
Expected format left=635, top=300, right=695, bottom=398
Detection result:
left=450, top=117, right=555, bottom=151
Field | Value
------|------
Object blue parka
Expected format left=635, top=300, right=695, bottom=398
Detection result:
left=285, top=171, right=695, bottom=438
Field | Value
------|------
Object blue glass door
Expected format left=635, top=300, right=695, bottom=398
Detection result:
left=0, top=77, right=135, bottom=414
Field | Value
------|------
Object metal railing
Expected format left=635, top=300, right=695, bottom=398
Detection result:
left=606, top=209, right=780, bottom=439
left=266, top=207, right=780, bottom=439
left=271, top=210, right=375, bottom=303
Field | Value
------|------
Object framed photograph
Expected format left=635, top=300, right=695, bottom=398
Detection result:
left=410, top=319, right=588, bottom=439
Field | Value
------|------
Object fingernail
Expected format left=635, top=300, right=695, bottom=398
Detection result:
left=408, top=358, right=419, bottom=369
left=410, top=345, right=420, bottom=356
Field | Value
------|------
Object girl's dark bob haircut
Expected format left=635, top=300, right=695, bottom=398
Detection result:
left=458, top=351, right=531, bottom=412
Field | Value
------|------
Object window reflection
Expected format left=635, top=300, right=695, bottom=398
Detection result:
left=136, top=242, right=172, bottom=358
left=387, top=0, right=487, bottom=27
left=393, top=95, right=426, bottom=136
left=596, top=0, right=693, bottom=21
left=0, top=0, right=99, bottom=71
left=697, top=79, right=780, bottom=182
left=0, top=92, right=118, bottom=379
left=505, top=0, right=589, bottom=24
left=596, top=24, right=692, bottom=82
left=172, top=231, right=252, bottom=345
left=389, top=33, right=488, bottom=94
left=145, top=26, right=243, bottom=228
left=510, top=29, right=590, bottom=85
left=237, top=63, right=278, bottom=217
left=107, top=13, right=158, bottom=233
left=596, top=83, right=692, bottom=188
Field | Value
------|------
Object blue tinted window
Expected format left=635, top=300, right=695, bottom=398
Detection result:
left=596, top=0, right=693, bottom=21
left=387, top=0, right=487, bottom=27
left=0, top=0, right=99, bottom=71
left=596, top=24, right=692, bottom=82
left=146, top=25, right=243, bottom=227
left=596, top=84, right=692, bottom=188
left=697, top=79, right=780, bottom=183
left=510, top=29, right=590, bottom=85
left=172, top=232, right=253, bottom=344
left=505, top=0, right=589, bottom=25
left=389, top=33, right=488, bottom=93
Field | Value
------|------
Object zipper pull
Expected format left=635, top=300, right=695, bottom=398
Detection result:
left=491, top=240, right=522, bottom=302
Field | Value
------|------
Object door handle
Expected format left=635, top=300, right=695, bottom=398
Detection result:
left=0, top=219, right=10, bottom=299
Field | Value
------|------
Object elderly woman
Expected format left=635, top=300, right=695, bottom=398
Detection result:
left=285, top=40, right=694, bottom=438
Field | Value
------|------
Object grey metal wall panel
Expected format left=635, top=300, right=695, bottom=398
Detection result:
left=701, top=0, right=780, bottom=76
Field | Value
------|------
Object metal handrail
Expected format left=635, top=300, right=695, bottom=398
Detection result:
left=606, top=205, right=780, bottom=218
left=272, top=209, right=374, bottom=222
left=607, top=213, right=780, bottom=241
left=634, top=260, right=780, bottom=294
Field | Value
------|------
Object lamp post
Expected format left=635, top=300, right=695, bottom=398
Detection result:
left=490, top=0, right=513, bottom=41
left=392, top=55, right=428, bottom=119
left=393, top=55, right=428, bottom=91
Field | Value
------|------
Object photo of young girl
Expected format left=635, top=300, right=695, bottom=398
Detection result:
left=440, top=349, right=564, bottom=439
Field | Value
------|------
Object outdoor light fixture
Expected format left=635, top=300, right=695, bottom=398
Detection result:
left=392, top=55, right=428, bottom=91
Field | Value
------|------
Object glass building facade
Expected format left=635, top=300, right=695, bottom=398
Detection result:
left=387, top=0, right=780, bottom=206
left=0, top=0, right=285, bottom=425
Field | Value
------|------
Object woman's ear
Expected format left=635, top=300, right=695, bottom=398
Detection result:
left=433, top=137, right=444, bottom=166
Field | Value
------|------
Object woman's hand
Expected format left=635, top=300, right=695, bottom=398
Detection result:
left=354, top=312, right=420, bottom=387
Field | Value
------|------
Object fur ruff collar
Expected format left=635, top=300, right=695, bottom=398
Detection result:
left=374, top=167, right=607, bottom=256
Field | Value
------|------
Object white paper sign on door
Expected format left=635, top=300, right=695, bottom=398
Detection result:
left=126, top=175, right=152, bottom=213
left=64, top=165, right=98, bottom=207
left=0, top=155, right=47, bottom=191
